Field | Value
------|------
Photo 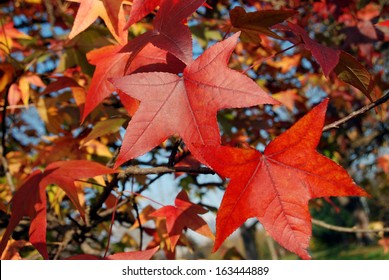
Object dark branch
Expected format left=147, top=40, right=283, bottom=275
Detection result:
left=323, top=90, right=389, bottom=132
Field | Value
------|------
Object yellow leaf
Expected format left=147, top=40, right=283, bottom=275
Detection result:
left=0, top=64, right=14, bottom=92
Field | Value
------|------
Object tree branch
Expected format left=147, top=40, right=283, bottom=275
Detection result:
left=312, top=218, right=389, bottom=233
left=118, top=165, right=215, bottom=179
left=323, top=90, right=389, bottom=132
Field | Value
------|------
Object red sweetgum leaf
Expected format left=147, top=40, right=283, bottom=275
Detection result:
left=288, top=22, right=340, bottom=77
left=198, top=99, right=368, bottom=259
left=124, top=0, right=211, bottom=30
left=124, top=0, right=160, bottom=29
left=0, top=160, right=116, bottom=259
left=102, top=0, right=122, bottom=36
left=68, top=0, right=127, bottom=44
left=110, top=32, right=278, bottom=167
left=150, top=191, right=214, bottom=250
left=0, top=171, right=47, bottom=259
left=230, top=6, right=297, bottom=43
left=82, top=43, right=185, bottom=121
left=66, top=246, right=159, bottom=260
left=120, top=0, right=205, bottom=65
left=40, top=160, right=117, bottom=219
left=333, top=51, right=375, bottom=101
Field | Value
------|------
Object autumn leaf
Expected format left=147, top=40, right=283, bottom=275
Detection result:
left=0, top=160, right=116, bottom=259
left=110, top=32, right=278, bottom=167
left=288, top=22, right=340, bottom=77
left=198, top=99, right=368, bottom=259
left=8, top=83, right=22, bottom=113
left=82, top=43, right=185, bottom=121
left=0, top=239, right=32, bottom=260
left=80, top=118, right=127, bottom=145
left=150, top=191, right=214, bottom=250
left=40, top=160, right=117, bottom=218
left=333, top=51, right=375, bottom=101
left=0, top=22, right=31, bottom=56
left=120, top=0, right=206, bottom=65
left=124, top=0, right=211, bottom=30
left=41, top=76, right=81, bottom=95
left=124, top=0, right=160, bottom=29
left=66, top=246, right=159, bottom=260
left=0, top=63, right=14, bottom=92
left=230, top=6, right=297, bottom=43
left=68, top=0, right=127, bottom=44
left=273, top=89, right=299, bottom=111
left=0, top=171, right=47, bottom=259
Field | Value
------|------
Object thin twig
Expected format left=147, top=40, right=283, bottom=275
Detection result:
left=168, top=139, right=182, bottom=167
left=103, top=194, right=119, bottom=258
left=323, top=90, right=389, bottom=132
left=312, top=218, right=389, bottom=233
left=0, top=104, right=31, bottom=111
left=132, top=196, right=143, bottom=250
left=118, top=165, right=215, bottom=179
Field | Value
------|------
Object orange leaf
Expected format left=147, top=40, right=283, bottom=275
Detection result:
left=198, top=99, right=368, bottom=259
left=68, top=0, right=127, bottom=44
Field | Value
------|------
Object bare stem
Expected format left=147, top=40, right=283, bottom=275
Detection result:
left=323, top=90, right=389, bottom=132
left=118, top=165, right=215, bottom=179
left=312, top=218, right=389, bottom=233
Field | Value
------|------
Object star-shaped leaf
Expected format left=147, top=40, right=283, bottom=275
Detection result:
left=198, top=99, right=368, bottom=259
left=150, top=190, right=214, bottom=250
left=120, top=0, right=206, bottom=65
left=110, top=32, right=278, bottom=167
